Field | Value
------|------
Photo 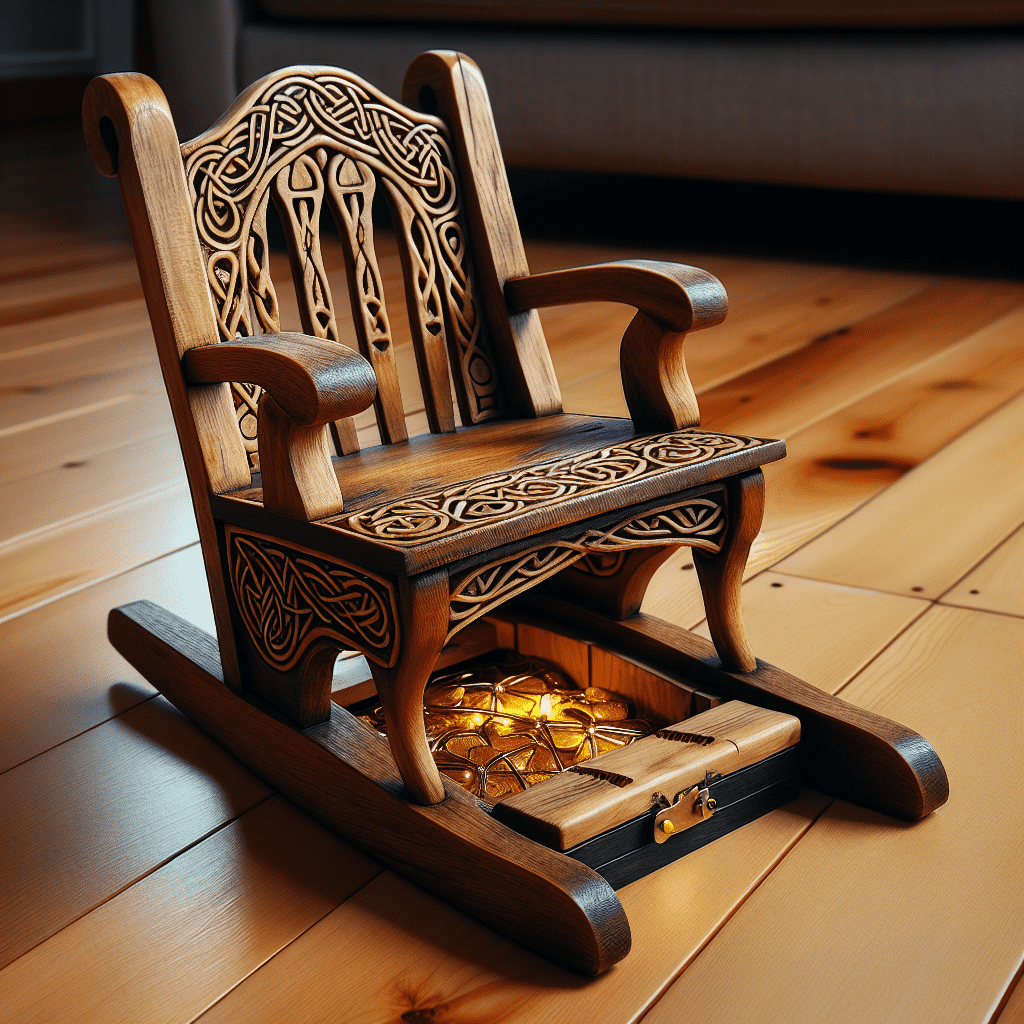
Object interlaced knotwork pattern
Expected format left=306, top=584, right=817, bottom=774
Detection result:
left=183, top=68, right=504, bottom=469
left=225, top=526, right=399, bottom=671
left=330, top=430, right=761, bottom=546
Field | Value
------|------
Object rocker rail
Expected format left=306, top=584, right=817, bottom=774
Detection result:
left=508, top=595, right=949, bottom=821
left=107, top=600, right=631, bottom=977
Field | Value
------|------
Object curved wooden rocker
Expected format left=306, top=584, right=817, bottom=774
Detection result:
left=85, top=53, right=948, bottom=976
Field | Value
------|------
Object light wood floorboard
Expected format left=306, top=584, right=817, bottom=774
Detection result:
left=939, top=526, right=1024, bottom=618
left=776, top=393, right=1024, bottom=597
left=0, top=797, right=382, bottom=1024
left=644, top=606, right=1023, bottom=1024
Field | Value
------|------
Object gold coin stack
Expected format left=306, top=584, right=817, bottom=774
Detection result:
left=362, top=655, right=651, bottom=802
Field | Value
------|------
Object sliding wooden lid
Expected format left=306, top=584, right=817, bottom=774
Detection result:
left=492, top=701, right=800, bottom=850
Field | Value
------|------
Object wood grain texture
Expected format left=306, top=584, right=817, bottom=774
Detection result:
left=0, top=338, right=162, bottom=434
left=83, top=72, right=250, bottom=691
left=0, top=259, right=143, bottom=326
left=619, top=310, right=702, bottom=431
left=0, top=695, right=270, bottom=968
left=494, top=701, right=800, bottom=849
left=370, top=570, right=451, bottom=805
left=0, top=797, right=382, bottom=1024
left=644, top=606, right=1023, bottom=1024
left=696, top=278, right=1024, bottom=440
left=505, top=259, right=728, bottom=333
left=254, top=395, right=343, bottom=521
left=0, top=481, right=198, bottom=623
left=692, top=469, right=763, bottom=671
left=0, top=543, right=212, bottom=773
left=516, top=621, right=590, bottom=687
left=108, top=601, right=632, bottom=976
left=694, top=571, right=929, bottom=695
left=182, top=333, right=377, bottom=428
left=747, top=306, right=1024, bottom=573
left=0, top=430, right=184, bottom=548
left=559, top=266, right=938, bottom=414
left=589, top=645, right=697, bottom=723
left=939, top=525, right=1024, bottom=617
left=193, top=793, right=830, bottom=1024
left=0, top=390, right=172, bottom=491
left=776, top=393, right=1024, bottom=597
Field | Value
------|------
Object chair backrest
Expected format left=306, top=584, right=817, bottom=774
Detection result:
left=184, top=65, right=504, bottom=468
left=86, top=52, right=562, bottom=478
left=84, top=52, right=563, bottom=691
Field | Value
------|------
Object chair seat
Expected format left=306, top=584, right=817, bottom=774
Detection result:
left=234, top=415, right=785, bottom=573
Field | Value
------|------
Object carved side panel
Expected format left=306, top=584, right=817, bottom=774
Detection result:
left=225, top=525, right=399, bottom=670
left=446, top=491, right=727, bottom=637
left=183, top=69, right=506, bottom=463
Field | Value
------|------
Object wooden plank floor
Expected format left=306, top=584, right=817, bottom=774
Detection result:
left=2, top=121, right=1022, bottom=1024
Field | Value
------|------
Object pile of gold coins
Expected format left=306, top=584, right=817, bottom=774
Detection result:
left=361, top=654, right=651, bottom=802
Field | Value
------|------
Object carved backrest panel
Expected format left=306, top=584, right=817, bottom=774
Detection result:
left=180, top=66, right=505, bottom=470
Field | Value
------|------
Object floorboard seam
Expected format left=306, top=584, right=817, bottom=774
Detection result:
left=631, top=794, right=837, bottom=1024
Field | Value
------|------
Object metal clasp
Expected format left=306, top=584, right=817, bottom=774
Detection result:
left=653, top=774, right=720, bottom=843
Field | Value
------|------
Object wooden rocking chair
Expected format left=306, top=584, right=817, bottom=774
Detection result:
left=84, top=53, right=947, bottom=976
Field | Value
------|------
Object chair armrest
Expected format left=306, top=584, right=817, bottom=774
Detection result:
left=504, top=260, right=728, bottom=332
left=182, top=332, right=377, bottom=426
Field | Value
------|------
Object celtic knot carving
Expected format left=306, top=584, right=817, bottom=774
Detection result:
left=574, top=552, right=626, bottom=577
left=332, top=430, right=761, bottom=546
left=225, top=526, right=399, bottom=670
left=446, top=491, right=727, bottom=636
left=182, top=67, right=503, bottom=465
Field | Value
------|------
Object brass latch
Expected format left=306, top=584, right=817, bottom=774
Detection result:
left=653, top=773, right=720, bottom=843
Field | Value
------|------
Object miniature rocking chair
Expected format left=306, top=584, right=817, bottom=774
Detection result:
left=85, top=53, right=947, bottom=976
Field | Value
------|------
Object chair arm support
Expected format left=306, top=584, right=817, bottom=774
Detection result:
left=507, top=261, right=728, bottom=433
left=182, top=332, right=377, bottom=427
left=504, top=260, right=727, bottom=332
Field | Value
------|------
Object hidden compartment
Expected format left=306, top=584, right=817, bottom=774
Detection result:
left=338, top=615, right=802, bottom=888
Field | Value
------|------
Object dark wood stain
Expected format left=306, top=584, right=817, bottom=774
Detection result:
left=818, top=457, right=914, bottom=475
left=811, top=325, right=850, bottom=343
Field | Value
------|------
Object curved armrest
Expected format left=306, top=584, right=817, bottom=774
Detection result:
left=505, top=260, right=727, bottom=332
left=183, top=333, right=377, bottom=522
left=182, top=332, right=377, bottom=426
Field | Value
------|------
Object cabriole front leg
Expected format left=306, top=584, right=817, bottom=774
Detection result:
left=369, top=569, right=451, bottom=806
left=692, top=470, right=764, bottom=673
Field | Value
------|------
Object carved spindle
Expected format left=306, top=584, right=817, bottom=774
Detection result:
left=382, top=179, right=456, bottom=433
left=325, top=154, right=409, bottom=444
left=273, top=151, right=360, bottom=454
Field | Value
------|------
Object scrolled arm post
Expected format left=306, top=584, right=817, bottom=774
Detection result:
left=183, top=332, right=377, bottom=520
left=505, top=259, right=727, bottom=432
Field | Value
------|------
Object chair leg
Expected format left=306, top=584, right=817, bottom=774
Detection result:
left=369, top=569, right=450, bottom=805
left=692, top=470, right=764, bottom=673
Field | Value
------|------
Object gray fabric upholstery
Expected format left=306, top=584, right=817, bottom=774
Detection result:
left=239, top=24, right=1023, bottom=198
left=145, top=0, right=1024, bottom=198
